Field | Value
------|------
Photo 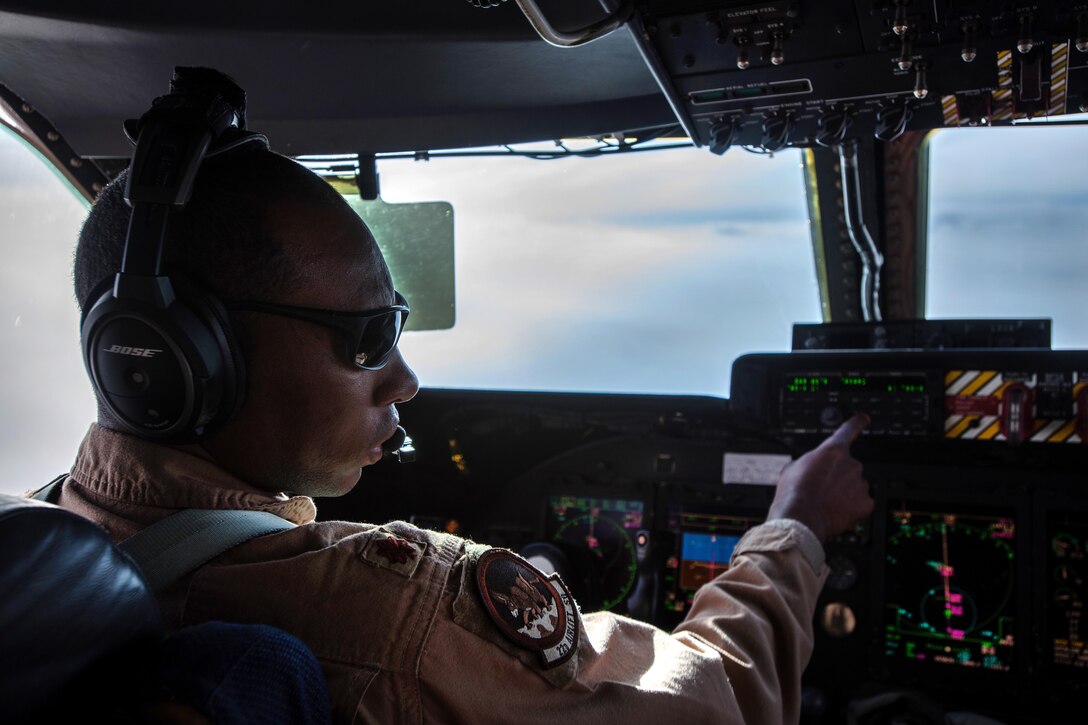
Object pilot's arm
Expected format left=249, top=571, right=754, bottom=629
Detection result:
left=418, top=415, right=871, bottom=724
left=672, top=413, right=872, bottom=723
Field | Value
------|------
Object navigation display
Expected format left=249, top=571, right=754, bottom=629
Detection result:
left=883, top=505, right=1016, bottom=673
left=545, top=496, right=644, bottom=611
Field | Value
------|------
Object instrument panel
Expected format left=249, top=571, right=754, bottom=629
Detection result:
left=318, top=350, right=1088, bottom=724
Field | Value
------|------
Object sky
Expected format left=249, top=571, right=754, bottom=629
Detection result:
left=0, top=130, right=97, bottom=496
left=0, top=122, right=1084, bottom=496
left=926, top=125, right=1088, bottom=348
left=381, top=147, right=819, bottom=394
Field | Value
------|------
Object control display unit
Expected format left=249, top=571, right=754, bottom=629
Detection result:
left=731, top=351, right=1088, bottom=445
left=780, top=371, right=933, bottom=436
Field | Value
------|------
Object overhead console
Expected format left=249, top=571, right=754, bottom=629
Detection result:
left=635, top=0, right=1088, bottom=150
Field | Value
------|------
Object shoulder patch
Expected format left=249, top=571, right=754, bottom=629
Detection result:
left=359, top=529, right=426, bottom=578
left=475, top=549, right=579, bottom=669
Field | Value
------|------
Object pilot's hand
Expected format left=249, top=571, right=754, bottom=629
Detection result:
left=766, top=413, right=872, bottom=542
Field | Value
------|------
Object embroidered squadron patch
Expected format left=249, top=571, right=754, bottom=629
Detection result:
left=475, top=549, right=578, bottom=669
left=360, top=530, right=425, bottom=578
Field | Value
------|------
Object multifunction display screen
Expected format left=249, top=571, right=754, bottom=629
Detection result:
left=546, top=496, right=644, bottom=611
left=1048, top=516, right=1088, bottom=672
left=663, top=506, right=762, bottom=616
left=883, top=506, right=1016, bottom=673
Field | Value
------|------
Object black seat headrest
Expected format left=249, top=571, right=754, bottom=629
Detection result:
left=0, top=494, right=162, bottom=721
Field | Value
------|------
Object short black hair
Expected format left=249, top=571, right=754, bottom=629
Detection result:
left=74, top=147, right=344, bottom=312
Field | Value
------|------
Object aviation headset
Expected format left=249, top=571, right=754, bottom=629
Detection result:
left=80, top=68, right=270, bottom=443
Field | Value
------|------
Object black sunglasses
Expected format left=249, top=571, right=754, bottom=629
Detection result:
left=224, top=291, right=409, bottom=370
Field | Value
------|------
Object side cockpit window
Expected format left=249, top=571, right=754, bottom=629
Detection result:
left=925, top=123, right=1088, bottom=348
left=0, top=126, right=97, bottom=497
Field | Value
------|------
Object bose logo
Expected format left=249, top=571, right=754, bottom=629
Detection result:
left=103, top=345, right=163, bottom=358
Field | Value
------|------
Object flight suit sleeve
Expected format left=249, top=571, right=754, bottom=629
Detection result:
left=416, top=521, right=827, bottom=725
left=673, top=519, right=828, bottom=725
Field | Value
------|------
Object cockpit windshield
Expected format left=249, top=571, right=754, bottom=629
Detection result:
left=360, top=144, right=820, bottom=396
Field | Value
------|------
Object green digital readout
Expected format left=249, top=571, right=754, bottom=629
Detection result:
left=785, top=374, right=926, bottom=395
left=786, top=376, right=830, bottom=393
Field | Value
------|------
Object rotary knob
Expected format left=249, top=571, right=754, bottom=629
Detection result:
left=821, top=602, right=857, bottom=638
left=825, top=555, right=859, bottom=591
left=820, top=405, right=845, bottom=429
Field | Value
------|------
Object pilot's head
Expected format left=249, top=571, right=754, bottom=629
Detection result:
left=73, top=147, right=419, bottom=496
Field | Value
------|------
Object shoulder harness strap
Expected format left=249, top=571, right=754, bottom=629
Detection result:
left=29, top=474, right=68, bottom=504
left=119, top=508, right=295, bottom=593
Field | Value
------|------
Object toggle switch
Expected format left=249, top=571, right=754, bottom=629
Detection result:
left=1017, top=14, right=1034, bottom=54
left=770, top=31, right=786, bottom=66
left=898, top=33, right=913, bottom=70
left=892, top=0, right=910, bottom=36
left=961, top=21, right=978, bottom=63
left=913, top=62, right=928, bottom=99
left=736, top=35, right=751, bottom=69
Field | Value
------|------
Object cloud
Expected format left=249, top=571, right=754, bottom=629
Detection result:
left=927, top=129, right=1088, bottom=349
left=399, top=193, right=820, bottom=395
left=929, top=125, right=1088, bottom=199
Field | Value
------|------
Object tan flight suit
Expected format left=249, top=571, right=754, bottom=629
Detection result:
left=54, top=424, right=828, bottom=724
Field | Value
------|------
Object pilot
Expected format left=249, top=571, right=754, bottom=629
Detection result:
left=56, top=115, right=872, bottom=722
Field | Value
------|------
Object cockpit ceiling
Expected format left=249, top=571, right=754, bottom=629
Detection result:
left=2, top=0, right=1087, bottom=157
left=0, top=0, right=671, bottom=156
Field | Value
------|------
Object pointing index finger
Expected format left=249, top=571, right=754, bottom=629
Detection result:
left=826, top=412, right=870, bottom=447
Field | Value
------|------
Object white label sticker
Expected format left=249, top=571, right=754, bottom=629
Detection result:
left=722, top=452, right=792, bottom=485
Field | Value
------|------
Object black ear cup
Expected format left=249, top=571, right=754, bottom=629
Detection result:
left=182, top=279, right=247, bottom=432
left=81, top=277, right=244, bottom=442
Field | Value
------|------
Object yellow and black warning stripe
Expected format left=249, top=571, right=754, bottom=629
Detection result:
left=944, top=370, right=1083, bottom=443
left=1050, top=42, right=1069, bottom=117
left=941, top=95, right=960, bottom=126
left=945, top=370, right=1012, bottom=440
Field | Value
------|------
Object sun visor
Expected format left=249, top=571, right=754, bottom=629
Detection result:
left=342, top=195, right=455, bottom=332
